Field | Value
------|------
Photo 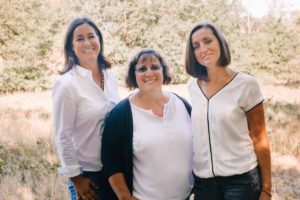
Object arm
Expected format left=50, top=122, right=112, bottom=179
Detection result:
left=101, top=101, right=137, bottom=199
left=52, top=80, right=81, bottom=176
left=52, top=80, right=98, bottom=199
left=108, top=173, right=138, bottom=200
left=246, top=103, right=272, bottom=200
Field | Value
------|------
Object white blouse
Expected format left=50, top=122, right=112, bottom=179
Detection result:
left=130, top=93, right=193, bottom=200
left=52, top=65, right=120, bottom=177
left=188, top=72, right=264, bottom=178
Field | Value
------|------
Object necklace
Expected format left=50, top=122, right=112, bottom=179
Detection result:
left=100, top=70, right=104, bottom=90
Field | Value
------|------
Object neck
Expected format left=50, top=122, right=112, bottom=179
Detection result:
left=138, top=87, right=163, bottom=100
left=133, top=87, right=168, bottom=106
left=79, top=60, right=100, bottom=75
left=205, top=65, right=231, bottom=83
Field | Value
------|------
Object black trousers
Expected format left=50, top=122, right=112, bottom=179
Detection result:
left=193, top=166, right=262, bottom=200
left=68, top=170, right=118, bottom=200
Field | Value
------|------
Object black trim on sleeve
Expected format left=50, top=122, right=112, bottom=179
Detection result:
left=245, top=99, right=264, bottom=112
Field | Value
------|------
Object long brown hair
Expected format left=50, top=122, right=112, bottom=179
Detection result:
left=60, top=17, right=111, bottom=75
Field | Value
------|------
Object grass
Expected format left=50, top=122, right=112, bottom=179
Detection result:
left=0, top=91, right=68, bottom=199
left=0, top=84, right=299, bottom=200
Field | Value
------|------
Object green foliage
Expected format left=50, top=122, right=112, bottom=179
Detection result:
left=264, top=101, right=300, bottom=156
left=0, top=0, right=299, bottom=92
left=0, top=140, right=60, bottom=176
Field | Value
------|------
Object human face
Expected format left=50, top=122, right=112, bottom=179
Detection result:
left=191, top=27, right=221, bottom=68
left=72, top=23, right=100, bottom=65
left=135, top=54, right=163, bottom=92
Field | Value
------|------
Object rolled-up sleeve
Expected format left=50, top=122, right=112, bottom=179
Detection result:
left=52, top=78, right=81, bottom=177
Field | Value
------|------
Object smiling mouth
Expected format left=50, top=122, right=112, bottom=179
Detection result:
left=202, top=54, right=211, bottom=60
left=82, top=49, right=94, bottom=53
left=144, top=80, right=156, bottom=83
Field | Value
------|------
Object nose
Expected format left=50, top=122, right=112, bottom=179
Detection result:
left=199, top=45, right=208, bottom=54
left=145, top=67, right=154, bottom=76
left=83, top=39, right=91, bottom=46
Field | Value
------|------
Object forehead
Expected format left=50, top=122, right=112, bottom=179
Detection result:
left=192, top=27, right=215, bottom=42
left=137, top=54, right=160, bottom=64
left=73, top=23, right=96, bottom=36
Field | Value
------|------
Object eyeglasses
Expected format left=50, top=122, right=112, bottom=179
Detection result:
left=135, top=65, right=161, bottom=74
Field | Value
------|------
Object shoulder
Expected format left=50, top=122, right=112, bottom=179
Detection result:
left=170, top=93, right=192, bottom=115
left=104, top=69, right=118, bottom=81
left=187, top=78, right=199, bottom=93
left=108, top=98, right=131, bottom=117
left=114, top=98, right=130, bottom=110
left=171, top=93, right=189, bottom=104
left=52, top=72, right=74, bottom=94
left=237, top=72, right=259, bottom=85
left=187, top=78, right=197, bottom=88
left=104, top=69, right=113, bottom=76
left=229, top=72, right=260, bottom=91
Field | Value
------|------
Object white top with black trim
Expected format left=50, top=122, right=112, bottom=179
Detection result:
left=188, top=72, right=264, bottom=178
left=130, top=92, right=193, bottom=200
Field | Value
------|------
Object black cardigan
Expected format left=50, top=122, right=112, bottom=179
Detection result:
left=101, top=95, right=192, bottom=194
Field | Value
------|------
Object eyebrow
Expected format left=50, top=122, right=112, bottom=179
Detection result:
left=75, top=32, right=95, bottom=37
left=202, top=36, right=211, bottom=40
left=192, top=36, right=211, bottom=43
left=137, top=64, right=159, bottom=69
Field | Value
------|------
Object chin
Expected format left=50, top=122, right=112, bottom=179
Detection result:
left=141, top=85, right=161, bottom=91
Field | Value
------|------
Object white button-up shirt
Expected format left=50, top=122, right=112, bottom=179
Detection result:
left=130, top=93, right=193, bottom=200
left=52, top=65, right=120, bottom=177
left=188, top=72, right=263, bottom=178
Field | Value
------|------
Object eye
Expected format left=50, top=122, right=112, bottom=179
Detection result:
left=76, top=36, right=83, bottom=42
left=88, top=35, right=95, bottom=39
left=150, top=65, right=160, bottom=71
left=193, top=44, right=199, bottom=50
left=136, top=66, right=147, bottom=73
left=204, top=39, right=212, bottom=44
left=192, top=43, right=200, bottom=50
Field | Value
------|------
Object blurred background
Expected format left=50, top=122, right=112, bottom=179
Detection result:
left=0, top=0, right=299, bottom=199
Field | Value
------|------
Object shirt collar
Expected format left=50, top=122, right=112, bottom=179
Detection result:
left=73, top=65, right=91, bottom=77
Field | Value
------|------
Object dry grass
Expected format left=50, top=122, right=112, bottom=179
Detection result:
left=0, top=83, right=299, bottom=200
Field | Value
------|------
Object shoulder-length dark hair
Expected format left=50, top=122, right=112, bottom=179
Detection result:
left=60, top=17, right=111, bottom=75
left=125, top=48, right=172, bottom=89
left=185, top=23, right=231, bottom=78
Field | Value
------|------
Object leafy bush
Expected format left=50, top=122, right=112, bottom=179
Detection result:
left=0, top=0, right=299, bottom=93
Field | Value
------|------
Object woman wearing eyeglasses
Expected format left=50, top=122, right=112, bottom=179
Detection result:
left=101, top=49, right=193, bottom=200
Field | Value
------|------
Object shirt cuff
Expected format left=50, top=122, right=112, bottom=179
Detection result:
left=58, top=165, right=83, bottom=178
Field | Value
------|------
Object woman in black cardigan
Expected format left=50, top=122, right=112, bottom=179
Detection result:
left=101, top=49, right=193, bottom=200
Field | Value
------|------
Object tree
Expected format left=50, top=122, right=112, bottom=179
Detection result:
left=0, top=0, right=298, bottom=92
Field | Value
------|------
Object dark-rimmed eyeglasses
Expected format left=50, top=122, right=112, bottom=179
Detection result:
left=135, top=65, right=161, bottom=74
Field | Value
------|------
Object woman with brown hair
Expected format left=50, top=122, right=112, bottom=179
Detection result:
left=52, top=17, right=119, bottom=200
left=185, top=23, right=271, bottom=200
left=102, top=49, right=193, bottom=200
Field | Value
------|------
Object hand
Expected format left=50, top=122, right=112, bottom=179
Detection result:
left=70, top=175, right=99, bottom=200
left=119, top=194, right=139, bottom=200
left=259, top=190, right=272, bottom=200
